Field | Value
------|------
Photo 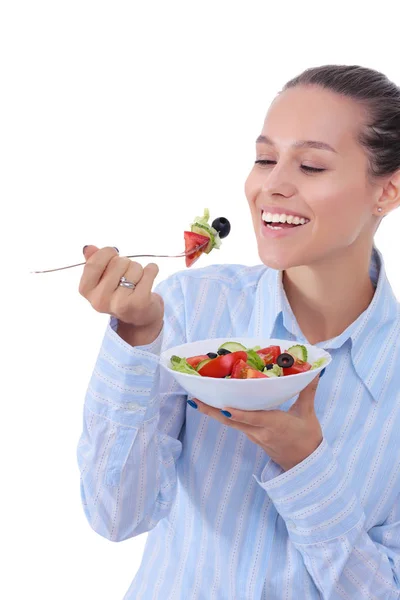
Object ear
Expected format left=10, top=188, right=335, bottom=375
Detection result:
left=377, top=169, right=400, bottom=216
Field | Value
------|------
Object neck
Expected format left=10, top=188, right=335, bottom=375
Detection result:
left=282, top=239, right=377, bottom=345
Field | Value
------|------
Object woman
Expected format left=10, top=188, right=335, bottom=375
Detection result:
left=77, top=64, right=400, bottom=599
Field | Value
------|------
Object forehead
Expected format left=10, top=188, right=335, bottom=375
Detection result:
left=262, top=85, right=365, bottom=153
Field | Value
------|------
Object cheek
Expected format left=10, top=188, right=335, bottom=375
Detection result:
left=311, top=179, right=369, bottom=239
left=244, top=169, right=258, bottom=202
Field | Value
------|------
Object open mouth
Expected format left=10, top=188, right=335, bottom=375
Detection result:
left=261, top=210, right=310, bottom=230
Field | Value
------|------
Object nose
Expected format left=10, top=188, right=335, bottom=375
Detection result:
left=260, top=163, right=297, bottom=198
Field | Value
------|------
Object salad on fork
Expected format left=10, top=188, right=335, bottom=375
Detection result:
left=31, top=208, right=231, bottom=274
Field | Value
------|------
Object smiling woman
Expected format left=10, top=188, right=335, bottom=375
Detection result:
left=77, top=64, right=400, bottom=600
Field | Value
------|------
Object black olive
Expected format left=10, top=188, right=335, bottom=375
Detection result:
left=276, top=353, right=294, bottom=368
left=207, top=352, right=218, bottom=359
left=217, top=348, right=231, bottom=355
left=265, top=363, right=274, bottom=370
left=212, top=217, right=231, bottom=239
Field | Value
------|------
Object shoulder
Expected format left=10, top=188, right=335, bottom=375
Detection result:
left=174, top=262, right=269, bottom=292
left=153, top=263, right=269, bottom=307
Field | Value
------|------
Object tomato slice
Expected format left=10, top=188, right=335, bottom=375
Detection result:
left=282, top=359, right=312, bottom=376
left=197, top=351, right=248, bottom=378
left=184, top=231, right=210, bottom=268
left=231, top=358, right=268, bottom=379
left=231, top=359, right=248, bottom=379
left=246, top=369, right=268, bottom=379
left=186, top=355, right=210, bottom=369
left=256, top=345, right=281, bottom=365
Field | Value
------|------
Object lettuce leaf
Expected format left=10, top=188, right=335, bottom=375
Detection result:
left=170, top=355, right=201, bottom=376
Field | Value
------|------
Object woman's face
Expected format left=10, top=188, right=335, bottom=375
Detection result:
left=245, top=85, right=381, bottom=270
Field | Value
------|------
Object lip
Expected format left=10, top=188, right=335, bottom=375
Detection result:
left=259, top=205, right=309, bottom=220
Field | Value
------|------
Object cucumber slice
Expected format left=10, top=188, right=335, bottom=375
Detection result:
left=246, top=349, right=265, bottom=371
left=190, top=208, right=222, bottom=253
left=218, top=341, right=247, bottom=352
left=191, top=224, right=214, bottom=253
left=286, top=344, right=308, bottom=362
left=196, top=358, right=212, bottom=371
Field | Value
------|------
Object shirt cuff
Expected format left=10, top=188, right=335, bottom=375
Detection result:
left=253, top=438, right=365, bottom=545
left=109, top=316, right=164, bottom=356
left=84, top=317, right=165, bottom=426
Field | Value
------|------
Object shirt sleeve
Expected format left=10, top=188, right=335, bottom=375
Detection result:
left=253, top=439, right=400, bottom=599
left=109, top=315, right=163, bottom=355
left=76, top=272, right=188, bottom=542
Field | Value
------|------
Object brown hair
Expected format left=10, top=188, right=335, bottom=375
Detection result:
left=282, top=65, right=400, bottom=179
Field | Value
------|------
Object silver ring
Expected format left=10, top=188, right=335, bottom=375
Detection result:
left=119, top=276, right=136, bottom=290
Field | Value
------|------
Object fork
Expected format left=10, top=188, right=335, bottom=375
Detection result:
left=30, top=242, right=209, bottom=274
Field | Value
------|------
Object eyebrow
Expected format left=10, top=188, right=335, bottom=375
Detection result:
left=256, top=134, right=338, bottom=154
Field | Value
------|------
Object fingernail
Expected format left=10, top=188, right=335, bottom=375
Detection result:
left=83, top=245, right=89, bottom=254
left=221, top=410, right=232, bottom=418
left=113, top=247, right=119, bottom=253
left=187, top=400, right=198, bottom=409
left=320, top=368, right=326, bottom=378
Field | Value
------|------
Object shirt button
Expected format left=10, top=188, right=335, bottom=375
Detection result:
left=126, top=402, right=141, bottom=410
left=132, top=365, right=146, bottom=375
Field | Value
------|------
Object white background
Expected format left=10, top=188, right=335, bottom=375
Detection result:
left=2, top=1, right=400, bottom=598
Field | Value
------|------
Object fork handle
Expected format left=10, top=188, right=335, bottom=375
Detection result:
left=30, top=244, right=207, bottom=274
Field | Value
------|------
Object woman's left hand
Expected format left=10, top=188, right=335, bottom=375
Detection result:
left=191, top=375, right=323, bottom=472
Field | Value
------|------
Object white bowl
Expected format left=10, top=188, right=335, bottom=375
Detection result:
left=160, top=337, right=331, bottom=410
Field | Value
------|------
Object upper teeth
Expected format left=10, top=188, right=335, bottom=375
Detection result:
left=262, top=212, right=309, bottom=225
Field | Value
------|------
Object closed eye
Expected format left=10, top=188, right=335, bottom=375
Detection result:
left=255, top=160, right=325, bottom=173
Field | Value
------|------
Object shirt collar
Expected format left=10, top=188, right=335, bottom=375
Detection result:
left=349, top=245, right=399, bottom=403
left=249, top=244, right=399, bottom=403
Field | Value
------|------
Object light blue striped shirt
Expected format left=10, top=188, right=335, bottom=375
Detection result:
left=77, top=244, right=400, bottom=599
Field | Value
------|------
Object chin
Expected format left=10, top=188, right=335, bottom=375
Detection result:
left=259, top=256, right=299, bottom=271
left=256, top=242, right=313, bottom=271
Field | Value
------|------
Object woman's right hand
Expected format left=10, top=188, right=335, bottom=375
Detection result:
left=79, top=245, right=164, bottom=329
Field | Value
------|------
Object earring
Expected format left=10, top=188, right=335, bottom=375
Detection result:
left=378, top=207, right=383, bottom=213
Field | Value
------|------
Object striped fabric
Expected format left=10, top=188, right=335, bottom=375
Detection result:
left=77, top=243, right=400, bottom=599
